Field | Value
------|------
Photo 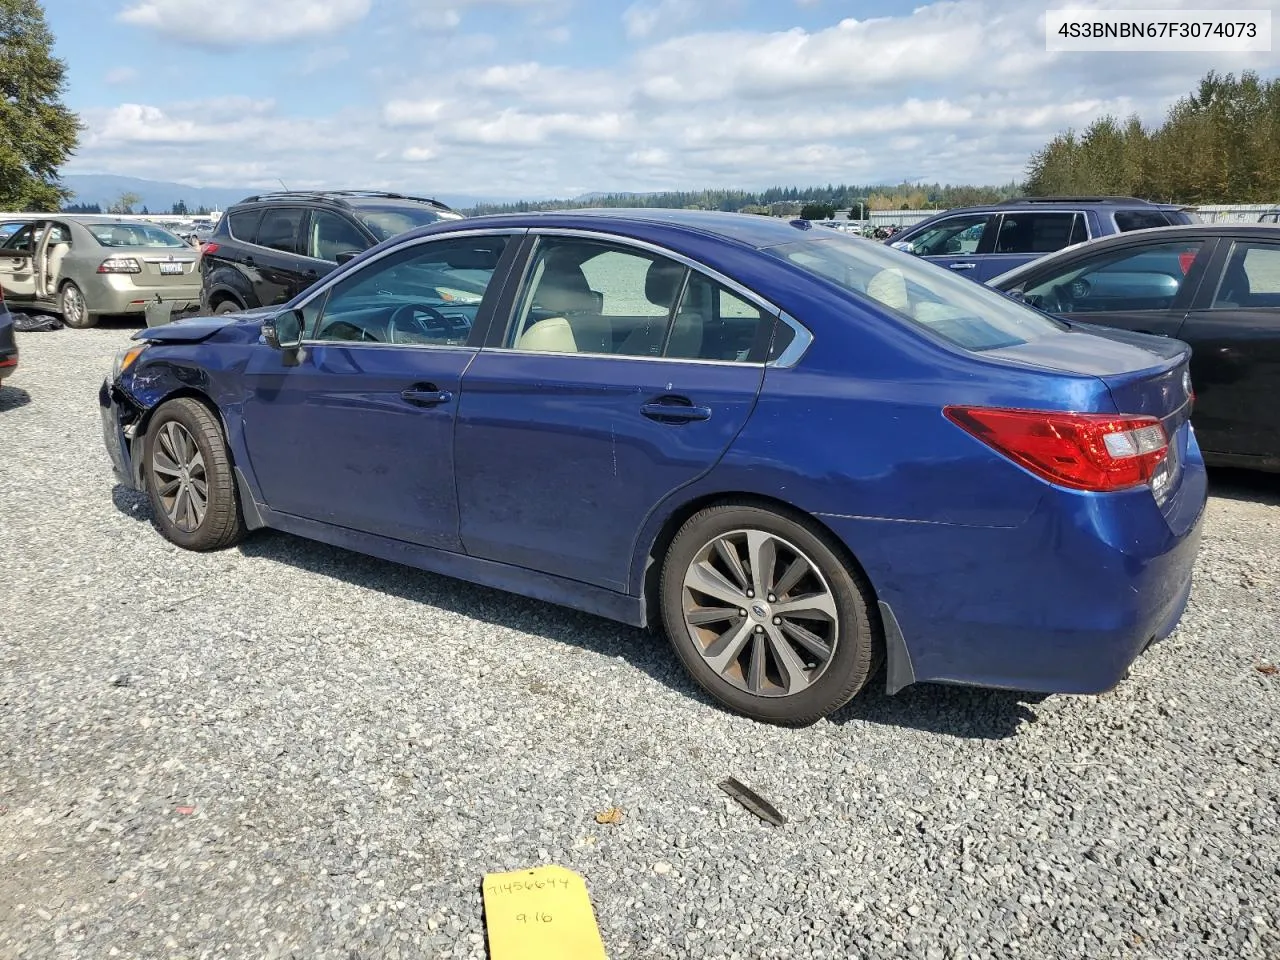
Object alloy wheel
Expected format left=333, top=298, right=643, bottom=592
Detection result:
left=681, top=529, right=839, bottom=697
left=61, top=285, right=84, bottom=325
left=151, top=421, right=208, bottom=532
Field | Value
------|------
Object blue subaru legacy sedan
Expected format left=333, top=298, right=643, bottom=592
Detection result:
left=100, top=210, right=1206, bottom=725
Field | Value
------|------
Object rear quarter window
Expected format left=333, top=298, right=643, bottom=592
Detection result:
left=1114, top=211, right=1175, bottom=231
left=227, top=209, right=262, bottom=243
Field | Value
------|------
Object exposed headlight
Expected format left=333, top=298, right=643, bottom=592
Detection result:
left=112, top=343, right=148, bottom=381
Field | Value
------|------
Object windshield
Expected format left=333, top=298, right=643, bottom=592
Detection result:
left=353, top=203, right=464, bottom=243
left=765, top=234, right=1067, bottom=351
left=86, top=222, right=188, bottom=248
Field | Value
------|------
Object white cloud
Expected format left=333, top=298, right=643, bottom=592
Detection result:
left=408, top=0, right=569, bottom=31
left=118, top=0, right=372, bottom=46
left=74, top=0, right=1279, bottom=199
left=103, top=67, right=138, bottom=85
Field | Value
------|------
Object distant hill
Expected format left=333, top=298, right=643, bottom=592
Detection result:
left=60, top=174, right=538, bottom=214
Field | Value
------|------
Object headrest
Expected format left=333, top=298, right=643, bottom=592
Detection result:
left=866, top=268, right=910, bottom=314
left=536, top=261, right=597, bottom=315
left=645, top=259, right=685, bottom=308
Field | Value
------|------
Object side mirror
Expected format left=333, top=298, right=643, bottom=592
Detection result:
left=334, top=250, right=360, bottom=265
left=890, top=240, right=916, bottom=254
left=263, top=308, right=304, bottom=351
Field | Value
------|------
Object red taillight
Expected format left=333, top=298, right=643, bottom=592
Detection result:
left=945, top=406, right=1169, bottom=492
left=200, top=242, right=219, bottom=256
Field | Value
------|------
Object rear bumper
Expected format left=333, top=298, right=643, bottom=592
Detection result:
left=823, top=450, right=1208, bottom=696
left=81, top=274, right=201, bottom=316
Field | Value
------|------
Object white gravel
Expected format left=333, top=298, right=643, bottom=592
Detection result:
left=1, top=325, right=1278, bottom=960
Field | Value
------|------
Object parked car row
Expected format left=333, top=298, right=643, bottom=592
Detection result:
left=101, top=209, right=1206, bottom=725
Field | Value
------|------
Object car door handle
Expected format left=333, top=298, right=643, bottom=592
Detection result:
left=948, top=262, right=977, bottom=270
left=401, top=386, right=453, bottom=407
left=641, top=398, right=712, bottom=423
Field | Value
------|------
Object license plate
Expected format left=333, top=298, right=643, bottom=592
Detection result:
left=159, top=262, right=184, bottom=275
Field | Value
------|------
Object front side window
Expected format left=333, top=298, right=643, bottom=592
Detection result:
left=768, top=233, right=1067, bottom=352
left=1213, top=241, right=1280, bottom=309
left=254, top=208, right=304, bottom=254
left=994, top=212, right=1086, bottom=254
left=310, top=235, right=508, bottom=345
left=1022, top=240, right=1208, bottom=313
left=508, top=238, right=772, bottom=361
left=308, top=211, right=369, bottom=261
left=905, top=214, right=990, bottom=257
left=2, top=224, right=36, bottom=252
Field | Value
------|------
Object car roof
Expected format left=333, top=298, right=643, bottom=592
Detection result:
left=401, top=208, right=827, bottom=250
left=988, top=222, right=1280, bottom=286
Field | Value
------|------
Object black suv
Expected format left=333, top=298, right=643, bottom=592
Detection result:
left=200, top=190, right=462, bottom=313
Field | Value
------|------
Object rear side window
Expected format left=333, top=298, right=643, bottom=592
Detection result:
left=904, top=214, right=989, bottom=257
left=1212, top=241, right=1280, bottom=309
left=227, top=209, right=261, bottom=243
left=255, top=208, right=305, bottom=254
left=508, top=237, right=772, bottom=361
left=994, top=212, right=1086, bottom=254
left=1114, top=210, right=1173, bottom=231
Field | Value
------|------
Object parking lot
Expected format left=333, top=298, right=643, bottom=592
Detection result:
left=1, top=327, right=1277, bottom=959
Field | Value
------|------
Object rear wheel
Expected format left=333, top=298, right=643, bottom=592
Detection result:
left=144, top=397, right=245, bottom=551
left=213, top=299, right=243, bottom=315
left=60, top=281, right=96, bottom=328
left=660, top=504, right=879, bottom=726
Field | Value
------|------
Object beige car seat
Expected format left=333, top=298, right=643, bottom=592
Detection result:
left=866, top=267, right=911, bottom=314
left=45, top=240, right=70, bottom=295
left=516, top=251, right=611, bottom=353
left=618, top=259, right=687, bottom=356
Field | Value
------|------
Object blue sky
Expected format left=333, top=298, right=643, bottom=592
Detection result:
left=45, top=0, right=1278, bottom=199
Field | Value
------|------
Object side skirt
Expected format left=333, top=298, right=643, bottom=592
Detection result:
left=255, top=506, right=648, bottom=628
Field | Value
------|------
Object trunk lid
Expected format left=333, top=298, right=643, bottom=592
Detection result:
left=130, top=247, right=200, bottom=287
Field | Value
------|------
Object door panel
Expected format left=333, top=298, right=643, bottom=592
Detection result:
left=454, top=233, right=771, bottom=591
left=1174, top=239, right=1280, bottom=459
left=248, top=207, right=312, bottom=305
left=239, top=233, right=518, bottom=549
left=242, top=344, right=472, bottom=548
left=904, top=214, right=995, bottom=279
left=455, top=353, right=764, bottom=590
left=0, top=223, right=41, bottom=302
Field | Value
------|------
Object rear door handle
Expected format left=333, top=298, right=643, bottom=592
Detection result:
left=641, top=398, right=712, bottom=423
left=948, top=262, right=977, bottom=270
left=401, top=385, right=453, bottom=407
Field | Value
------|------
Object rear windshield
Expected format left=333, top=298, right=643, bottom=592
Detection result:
left=352, top=203, right=464, bottom=243
left=86, top=222, right=188, bottom=248
left=766, top=234, right=1066, bottom=352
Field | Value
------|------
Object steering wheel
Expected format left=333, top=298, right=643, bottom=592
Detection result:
left=387, top=302, right=463, bottom=344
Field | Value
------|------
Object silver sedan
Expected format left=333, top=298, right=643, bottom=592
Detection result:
left=0, top=216, right=200, bottom=328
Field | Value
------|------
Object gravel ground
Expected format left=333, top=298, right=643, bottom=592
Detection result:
left=1, top=324, right=1278, bottom=960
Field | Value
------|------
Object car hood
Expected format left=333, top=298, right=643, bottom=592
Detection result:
left=131, top=306, right=276, bottom=344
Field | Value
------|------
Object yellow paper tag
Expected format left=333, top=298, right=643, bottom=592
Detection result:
left=483, top=865, right=608, bottom=960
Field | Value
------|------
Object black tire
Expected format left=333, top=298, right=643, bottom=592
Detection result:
left=660, top=503, right=880, bottom=726
left=143, top=397, right=246, bottom=551
left=213, top=299, right=243, bottom=315
left=60, top=281, right=97, bottom=329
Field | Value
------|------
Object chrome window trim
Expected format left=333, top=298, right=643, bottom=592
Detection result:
left=501, top=227, right=813, bottom=368
left=296, top=227, right=527, bottom=348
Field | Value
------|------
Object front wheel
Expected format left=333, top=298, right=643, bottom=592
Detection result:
left=60, top=281, right=96, bottom=328
left=144, top=397, right=246, bottom=551
left=660, top=504, right=880, bottom=726
left=213, top=299, right=243, bottom=315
